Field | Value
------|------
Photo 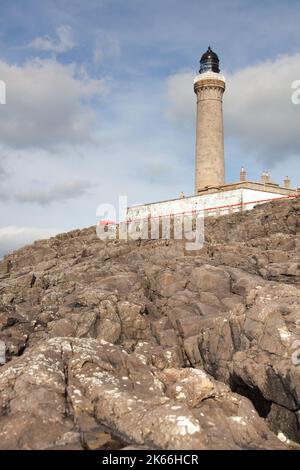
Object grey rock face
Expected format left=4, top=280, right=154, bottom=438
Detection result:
left=0, top=338, right=285, bottom=450
left=0, top=197, right=300, bottom=449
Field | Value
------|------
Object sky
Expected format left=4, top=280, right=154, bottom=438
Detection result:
left=0, top=0, right=300, bottom=256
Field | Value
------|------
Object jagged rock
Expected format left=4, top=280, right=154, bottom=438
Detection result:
left=81, top=429, right=125, bottom=450
left=267, top=403, right=299, bottom=443
left=117, top=301, right=149, bottom=340
left=0, top=197, right=300, bottom=448
left=0, top=338, right=285, bottom=450
left=189, top=265, right=231, bottom=298
left=158, top=368, right=215, bottom=406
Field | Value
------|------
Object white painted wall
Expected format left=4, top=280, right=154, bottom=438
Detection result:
left=241, top=189, right=288, bottom=210
left=126, top=188, right=292, bottom=221
left=96, top=188, right=294, bottom=242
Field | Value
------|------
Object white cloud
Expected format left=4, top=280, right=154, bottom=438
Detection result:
left=26, top=25, right=75, bottom=54
left=0, top=193, right=8, bottom=202
left=0, top=226, right=59, bottom=258
left=164, top=71, right=194, bottom=126
left=164, top=53, right=300, bottom=166
left=14, top=179, right=93, bottom=205
left=0, top=58, right=109, bottom=148
left=0, top=157, right=7, bottom=178
left=93, top=31, right=120, bottom=66
left=225, top=53, right=300, bottom=164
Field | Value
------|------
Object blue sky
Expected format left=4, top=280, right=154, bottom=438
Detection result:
left=0, top=0, right=299, bottom=255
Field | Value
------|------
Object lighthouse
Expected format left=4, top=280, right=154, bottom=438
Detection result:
left=126, top=48, right=297, bottom=226
left=194, top=47, right=226, bottom=193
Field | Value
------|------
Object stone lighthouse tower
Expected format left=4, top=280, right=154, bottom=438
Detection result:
left=194, top=47, right=226, bottom=193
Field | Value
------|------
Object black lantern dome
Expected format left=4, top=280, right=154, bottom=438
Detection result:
left=199, top=46, right=220, bottom=74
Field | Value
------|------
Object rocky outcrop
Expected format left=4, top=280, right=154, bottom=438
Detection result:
left=0, top=197, right=300, bottom=449
left=0, top=338, right=285, bottom=450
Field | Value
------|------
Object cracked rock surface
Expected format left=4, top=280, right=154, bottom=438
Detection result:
left=0, top=197, right=300, bottom=449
